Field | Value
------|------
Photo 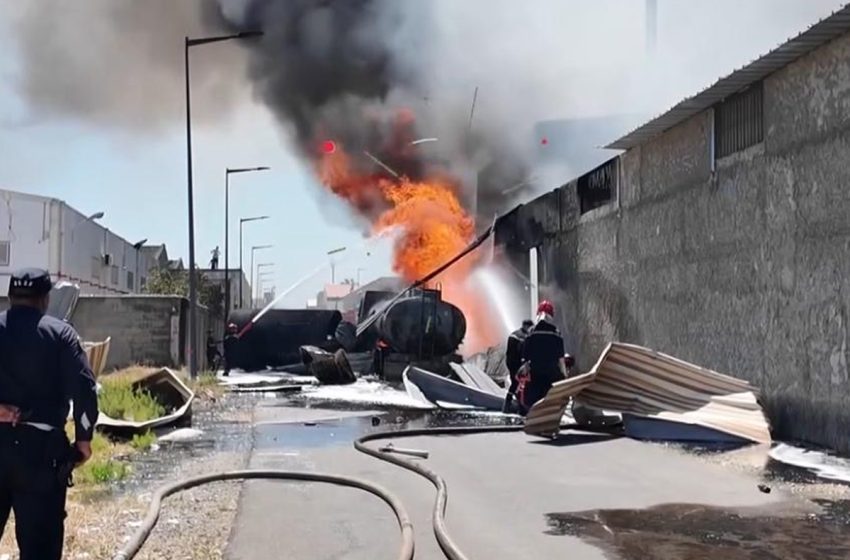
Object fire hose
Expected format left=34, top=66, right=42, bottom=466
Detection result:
left=111, top=424, right=545, bottom=560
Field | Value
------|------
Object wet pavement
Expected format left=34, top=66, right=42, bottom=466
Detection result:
left=89, top=376, right=850, bottom=559
left=545, top=500, right=850, bottom=560
left=240, top=383, right=850, bottom=559
left=82, top=393, right=258, bottom=501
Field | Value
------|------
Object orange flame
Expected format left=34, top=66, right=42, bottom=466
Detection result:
left=318, top=148, right=498, bottom=354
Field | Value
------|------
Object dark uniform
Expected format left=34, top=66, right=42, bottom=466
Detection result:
left=223, top=325, right=239, bottom=376
left=0, top=268, right=98, bottom=560
left=502, top=320, right=533, bottom=413
left=205, top=331, right=219, bottom=369
left=518, top=320, right=565, bottom=414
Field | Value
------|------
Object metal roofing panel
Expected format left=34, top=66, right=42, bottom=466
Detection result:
left=607, top=4, right=850, bottom=150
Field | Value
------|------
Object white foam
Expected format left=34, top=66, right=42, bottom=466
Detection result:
left=769, top=442, right=850, bottom=484
left=158, top=428, right=204, bottom=442
left=219, top=372, right=315, bottom=387
left=302, top=379, right=434, bottom=409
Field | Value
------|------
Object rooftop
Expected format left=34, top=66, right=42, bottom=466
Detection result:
left=607, top=4, right=850, bottom=150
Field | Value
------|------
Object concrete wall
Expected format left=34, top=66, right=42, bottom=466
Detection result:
left=0, top=295, right=214, bottom=372
left=495, top=32, right=850, bottom=452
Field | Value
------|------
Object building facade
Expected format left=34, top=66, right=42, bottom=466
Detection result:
left=199, top=268, right=251, bottom=312
left=494, top=6, right=850, bottom=452
left=0, top=189, right=152, bottom=295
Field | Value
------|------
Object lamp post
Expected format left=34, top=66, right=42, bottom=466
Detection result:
left=255, top=262, right=274, bottom=303
left=133, top=239, right=148, bottom=293
left=250, top=244, right=273, bottom=307
left=239, top=215, right=269, bottom=308
left=224, top=167, right=269, bottom=329
left=63, top=211, right=105, bottom=281
left=184, top=29, right=262, bottom=379
left=257, top=271, right=275, bottom=305
left=327, top=246, right=346, bottom=284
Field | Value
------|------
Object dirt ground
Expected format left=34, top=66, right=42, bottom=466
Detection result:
left=0, top=394, right=254, bottom=560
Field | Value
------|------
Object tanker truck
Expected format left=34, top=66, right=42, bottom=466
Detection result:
left=224, top=287, right=466, bottom=380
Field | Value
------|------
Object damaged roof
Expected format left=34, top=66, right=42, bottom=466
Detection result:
left=607, top=4, right=850, bottom=150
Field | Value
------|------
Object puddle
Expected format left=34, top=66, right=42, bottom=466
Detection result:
left=85, top=393, right=258, bottom=500
left=545, top=501, right=850, bottom=559
left=255, top=407, right=523, bottom=451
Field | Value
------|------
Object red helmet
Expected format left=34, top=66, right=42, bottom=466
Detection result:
left=227, top=323, right=238, bottom=332
left=537, top=300, right=555, bottom=317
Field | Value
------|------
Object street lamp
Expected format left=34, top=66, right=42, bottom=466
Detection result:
left=257, top=271, right=275, bottom=304
left=133, top=238, right=148, bottom=293
left=327, top=246, right=346, bottom=284
left=238, top=215, right=269, bottom=308
left=185, top=29, right=262, bottom=379
left=255, top=262, right=274, bottom=303
left=224, top=166, right=270, bottom=330
left=250, top=244, right=273, bottom=307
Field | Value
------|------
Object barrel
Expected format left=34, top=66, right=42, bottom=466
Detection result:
left=376, top=294, right=466, bottom=356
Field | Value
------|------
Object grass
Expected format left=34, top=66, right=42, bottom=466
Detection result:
left=98, top=374, right=167, bottom=422
left=130, top=430, right=157, bottom=451
left=57, top=366, right=169, bottom=487
left=64, top=425, right=133, bottom=485
left=186, top=370, right=227, bottom=400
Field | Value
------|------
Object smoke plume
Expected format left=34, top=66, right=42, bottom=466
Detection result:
left=8, top=0, right=844, bottom=206
left=8, top=0, right=245, bottom=130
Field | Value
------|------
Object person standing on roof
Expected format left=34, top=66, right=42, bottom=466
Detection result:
left=502, top=319, right=533, bottom=413
left=0, top=268, right=98, bottom=560
left=517, top=300, right=568, bottom=415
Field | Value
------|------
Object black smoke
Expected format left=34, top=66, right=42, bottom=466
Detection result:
left=214, top=1, right=432, bottom=172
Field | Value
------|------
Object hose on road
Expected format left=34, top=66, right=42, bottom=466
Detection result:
left=112, top=423, right=571, bottom=560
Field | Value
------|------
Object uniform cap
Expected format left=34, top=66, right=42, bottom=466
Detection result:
left=8, top=267, right=52, bottom=298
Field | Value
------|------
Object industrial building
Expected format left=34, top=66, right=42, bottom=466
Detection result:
left=0, top=188, right=153, bottom=295
left=494, top=6, right=850, bottom=452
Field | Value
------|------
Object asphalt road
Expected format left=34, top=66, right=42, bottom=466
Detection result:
left=225, top=405, right=785, bottom=560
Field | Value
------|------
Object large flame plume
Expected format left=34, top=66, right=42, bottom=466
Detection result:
left=318, top=146, right=498, bottom=354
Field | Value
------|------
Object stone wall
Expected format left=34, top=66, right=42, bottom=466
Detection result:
left=495, top=32, right=850, bottom=452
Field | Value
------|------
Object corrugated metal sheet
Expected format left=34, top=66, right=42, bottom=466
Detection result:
left=607, top=5, right=850, bottom=150
left=524, top=342, right=771, bottom=444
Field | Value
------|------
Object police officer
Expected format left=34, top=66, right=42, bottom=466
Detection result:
left=517, top=301, right=568, bottom=414
left=502, top=319, right=533, bottom=413
left=0, top=268, right=99, bottom=560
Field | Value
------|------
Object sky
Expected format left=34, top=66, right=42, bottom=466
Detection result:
left=0, top=0, right=844, bottom=307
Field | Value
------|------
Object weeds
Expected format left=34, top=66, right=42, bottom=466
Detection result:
left=98, top=375, right=166, bottom=422
left=64, top=425, right=132, bottom=485
left=130, top=430, right=157, bottom=451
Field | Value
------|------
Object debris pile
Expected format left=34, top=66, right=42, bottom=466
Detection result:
left=524, top=342, right=771, bottom=445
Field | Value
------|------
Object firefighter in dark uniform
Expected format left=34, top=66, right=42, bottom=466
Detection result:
left=517, top=301, right=568, bottom=415
left=502, top=319, right=533, bottom=413
left=222, top=323, right=239, bottom=376
left=0, top=268, right=99, bottom=560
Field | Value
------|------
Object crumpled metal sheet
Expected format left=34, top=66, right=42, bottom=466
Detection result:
left=525, top=342, right=771, bottom=444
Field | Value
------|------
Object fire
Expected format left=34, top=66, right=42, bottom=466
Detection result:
left=317, top=147, right=499, bottom=354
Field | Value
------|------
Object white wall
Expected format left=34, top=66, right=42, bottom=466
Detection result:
left=0, top=190, right=52, bottom=294
left=58, top=204, right=151, bottom=295
left=0, top=189, right=151, bottom=296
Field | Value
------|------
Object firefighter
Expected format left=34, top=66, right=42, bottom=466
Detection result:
left=0, top=268, right=99, bottom=560
left=223, top=323, right=239, bottom=376
left=517, top=300, right=568, bottom=415
left=205, top=329, right=220, bottom=371
left=502, top=319, right=533, bottom=413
